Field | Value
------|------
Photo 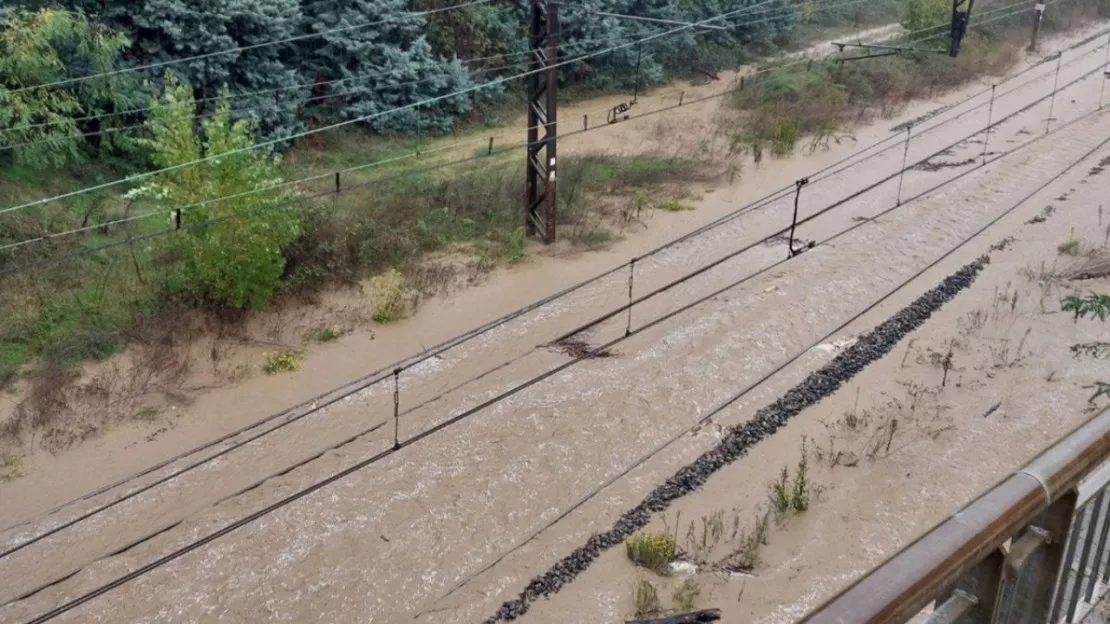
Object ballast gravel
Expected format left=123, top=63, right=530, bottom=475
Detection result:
left=485, top=255, right=990, bottom=622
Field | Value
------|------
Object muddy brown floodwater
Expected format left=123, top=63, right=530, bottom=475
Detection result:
left=0, top=22, right=902, bottom=529
left=3, top=23, right=1110, bottom=624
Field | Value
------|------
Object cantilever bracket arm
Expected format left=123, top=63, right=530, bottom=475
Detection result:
left=831, top=41, right=948, bottom=56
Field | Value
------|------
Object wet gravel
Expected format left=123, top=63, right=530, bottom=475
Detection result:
left=485, top=255, right=990, bottom=622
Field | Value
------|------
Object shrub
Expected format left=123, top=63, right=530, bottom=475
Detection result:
left=138, top=71, right=300, bottom=311
left=658, top=197, right=697, bottom=212
left=634, top=579, right=662, bottom=618
left=792, top=443, right=811, bottom=511
left=1058, top=239, right=1081, bottom=256
left=263, top=351, right=301, bottom=375
left=1063, top=293, right=1110, bottom=321
left=771, top=117, right=800, bottom=155
left=672, top=579, right=701, bottom=611
left=371, top=268, right=408, bottom=323
left=625, top=530, right=676, bottom=574
left=316, top=327, right=339, bottom=342
left=0, top=452, right=26, bottom=481
left=505, top=227, right=527, bottom=262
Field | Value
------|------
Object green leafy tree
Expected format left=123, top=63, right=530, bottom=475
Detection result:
left=133, top=71, right=299, bottom=309
left=298, top=0, right=477, bottom=133
left=23, top=0, right=308, bottom=143
left=0, top=7, right=138, bottom=167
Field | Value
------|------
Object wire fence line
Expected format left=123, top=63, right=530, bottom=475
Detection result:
left=0, top=0, right=853, bottom=142
left=0, top=0, right=1073, bottom=261
left=1, top=0, right=807, bottom=215
left=13, top=46, right=1110, bottom=624
left=0, top=0, right=1066, bottom=237
left=2, top=5, right=1088, bottom=269
left=7, top=23, right=1108, bottom=545
left=3, top=24, right=1108, bottom=601
left=0, top=0, right=960, bottom=257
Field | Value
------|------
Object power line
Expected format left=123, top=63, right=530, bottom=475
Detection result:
left=2, top=2, right=1097, bottom=265
left=0, top=32, right=640, bottom=137
left=2, top=0, right=495, bottom=97
left=16, top=83, right=1109, bottom=623
left=2, top=0, right=839, bottom=138
left=0, top=0, right=1065, bottom=224
left=0, top=0, right=836, bottom=146
left=0, top=66, right=513, bottom=153
left=3, top=25, right=1102, bottom=564
left=0, top=0, right=1064, bottom=232
left=0, top=0, right=790, bottom=217
left=4, top=20, right=1101, bottom=590
left=1, top=0, right=1044, bottom=257
left=0, top=0, right=824, bottom=152
left=478, top=113, right=1110, bottom=624
left=3, top=34, right=1100, bottom=598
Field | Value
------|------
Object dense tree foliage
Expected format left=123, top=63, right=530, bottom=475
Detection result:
left=0, top=7, right=140, bottom=166
left=2, top=0, right=801, bottom=153
left=299, top=0, right=477, bottom=133
left=132, top=71, right=300, bottom=309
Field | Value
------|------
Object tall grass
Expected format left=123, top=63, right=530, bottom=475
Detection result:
left=727, top=0, right=1110, bottom=157
left=729, top=32, right=1023, bottom=157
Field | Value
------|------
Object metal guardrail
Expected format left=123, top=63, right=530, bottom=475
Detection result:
left=800, top=407, right=1110, bottom=624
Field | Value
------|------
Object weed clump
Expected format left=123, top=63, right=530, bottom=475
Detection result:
left=505, top=227, right=527, bottom=262
left=672, top=579, right=700, bottom=611
left=0, top=452, right=26, bottom=482
left=371, top=268, right=409, bottom=323
left=316, top=327, right=339, bottom=342
left=1072, top=342, right=1110, bottom=359
left=1062, top=293, right=1110, bottom=321
left=1058, top=239, right=1082, bottom=256
left=770, top=441, right=812, bottom=515
left=720, top=512, right=770, bottom=572
left=263, top=351, right=301, bottom=375
left=625, top=530, right=676, bottom=574
left=633, top=578, right=662, bottom=618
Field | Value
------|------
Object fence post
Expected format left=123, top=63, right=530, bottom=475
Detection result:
left=393, top=367, right=402, bottom=450
left=1029, top=1, right=1045, bottom=52
left=583, top=114, right=588, bottom=130
left=488, top=137, right=494, bottom=155
left=897, top=124, right=912, bottom=206
left=335, top=171, right=341, bottom=194
left=982, top=85, right=996, bottom=166
left=174, top=208, right=182, bottom=230
left=1100, top=34, right=1110, bottom=110
left=1047, top=53, right=1062, bottom=135
left=626, top=258, right=636, bottom=336
left=679, top=91, right=685, bottom=106
left=787, top=178, right=809, bottom=258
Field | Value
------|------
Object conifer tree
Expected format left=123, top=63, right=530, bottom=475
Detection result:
left=298, top=0, right=476, bottom=133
